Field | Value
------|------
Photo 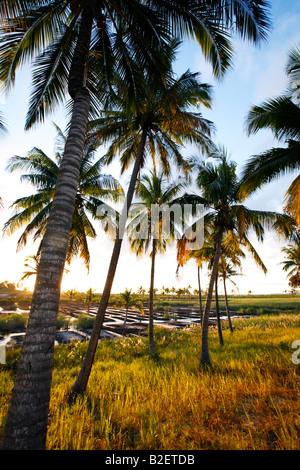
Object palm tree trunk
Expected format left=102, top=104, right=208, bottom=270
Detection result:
left=122, top=307, right=128, bottom=329
left=1, top=1, right=95, bottom=450
left=223, top=275, right=233, bottom=332
left=71, top=125, right=148, bottom=394
left=197, top=264, right=203, bottom=324
left=199, top=227, right=224, bottom=368
left=149, top=238, right=157, bottom=355
left=215, top=273, right=224, bottom=347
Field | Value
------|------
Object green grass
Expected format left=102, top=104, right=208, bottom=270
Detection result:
left=157, top=294, right=300, bottom=315
left=1, top=313, right=300, bottom=450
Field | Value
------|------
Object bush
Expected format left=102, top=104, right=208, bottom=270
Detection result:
left=75, top=314, right=95, bottom=330
left=0, top=313, right=27, bottom=334
left=56, top=314, right=70, bottom=331
left=246, top=307, right=256, bottom=315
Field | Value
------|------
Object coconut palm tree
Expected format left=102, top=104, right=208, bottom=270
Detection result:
left=137, top=286, right=146, bottom=299
left=281, top=238, right=300, bottom=289
left=178, top=146, right=293, bottom=367
left=127, top=170, right=185, bottom=354
left=3, top=124, right=122, bottom=270
left=84, top=288, right=95, bottom=315
left=0, top=2, right=170, bottom=450
left=241, top=44, right=300, bottom=226
left=217, top=231, right=246, bottom=333
left=177, top=238, right=207, bottom=324
left=218, top=259, right=239, bottom=332
left=177, top=209, right=267, bottom=338
left=65, top=288, right=78, bottom=315
left=114, top=288, right=144, bottom=329
left=1, top=0, right=271, bottom=449
left=71, top=66, right=214, bottom=391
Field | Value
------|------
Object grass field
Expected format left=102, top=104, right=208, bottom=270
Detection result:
left=1, top=311, right=300, bottom=450
left=155, top=294, right=300, bottom=316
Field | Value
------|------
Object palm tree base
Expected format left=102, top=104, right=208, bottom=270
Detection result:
left=149, top=347, right=159, bottom=361
left=198, top=351, right=212, bottom=370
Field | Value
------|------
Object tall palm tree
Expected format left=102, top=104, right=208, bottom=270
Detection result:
left=0, top=2, right=172, bottom=451
left=71, top=67, right=213, bottom=392
left=1, top=0, right=271, bottom=449
left=241, top=44, right=300, bottom=226
left=127, top=170, right=184, bottom=354
left=3, top=124, right=122, bottom=270
left=179, top=146, right=293, bottom=367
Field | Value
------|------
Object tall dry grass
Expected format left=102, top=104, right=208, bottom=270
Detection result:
left=1, top=314, right=300, bottom=450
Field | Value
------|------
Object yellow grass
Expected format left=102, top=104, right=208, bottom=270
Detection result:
left=1, top=314, right=300, bottom=450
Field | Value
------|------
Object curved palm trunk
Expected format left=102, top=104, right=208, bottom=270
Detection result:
left=149, top=238, right=157, bottom=355
left=215, top=273, right=224, bottom=347
left=197, top=265, right=203, bottom=324
left=199, top=227, right=224, bottom=368
left=223, top=275, right=233, bottom=332
left=71, top=126, right=148, bottom=394
left=2, top=2, right=95, bottom=450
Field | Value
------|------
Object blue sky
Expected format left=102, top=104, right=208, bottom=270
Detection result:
left=0, top=0, right=300, bottom=295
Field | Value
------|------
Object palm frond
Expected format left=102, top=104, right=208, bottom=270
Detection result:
left=286, top=43, right=300, bottom=82
left=240, top=142, right=300, bottom=197
left=25, top=13, right=79, bottom=129
left=0, top=1, right=69, bottom=91
left=284, top=175, right=300, bottom=227
left=240, top=232, right=267, bottom=274
left=6, top=148, right=59, bottom=175
left=245, top=96, right=300, bottom=141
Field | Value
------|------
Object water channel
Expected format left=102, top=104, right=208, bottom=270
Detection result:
left=0, top=305, right=252, bottom=349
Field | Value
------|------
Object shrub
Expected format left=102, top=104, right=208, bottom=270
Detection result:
left=246, top=307, right=256, bottom=315
left=0, top=314, right=27, bottom=334
left=56, top=314, right=70, bottom=331
left=75, top=314, right=95, bottom=330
